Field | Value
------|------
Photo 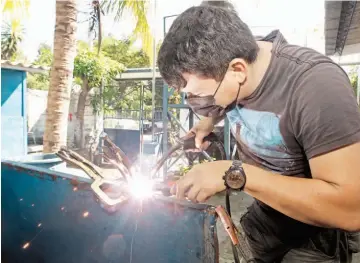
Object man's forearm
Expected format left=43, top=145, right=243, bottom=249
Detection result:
left=242, top=163, right=359, bottom=231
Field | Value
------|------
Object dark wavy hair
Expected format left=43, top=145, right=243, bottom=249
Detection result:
left=157, top=4, right=259, bottom=90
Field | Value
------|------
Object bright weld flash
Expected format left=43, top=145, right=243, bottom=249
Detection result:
left=128, top=176, right=154, bottom=199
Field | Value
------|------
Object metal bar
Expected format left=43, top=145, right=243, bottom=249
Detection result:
left=183, top=111, right=190, bottom=128
left=144, top=85, right=163, bottom=100
left=189, top=111, right=194, bottom=130
left=151, top=0, right=157, bottom=142
left=224, top=118, right=231, bottom=160
left=167, top=111, right=212, bottom=162
left=231, top=143, right=237, bottom=160
left=163, top=14, right=178, bottom=36
left=163, top=16, right=166, bottom=38
left=167, top=152, right=185, bottom=171
left=169, top=87, right=175, bottom=97
left=181, top=92, right=186, bottom=104
left=139, top=83, right=144, bottom=168
left=162, top=84, right=169, bottom=179
left=357, top=67, right=360, bottom=105
left=98, top=78, right=105, bottom=165
left=168, top=111, right=187, bottom=133
left=168, top=104, right=190, bottom=109
left=335, top=1, right=357, bottom=55
left=336, top=61, right=360, bottom=66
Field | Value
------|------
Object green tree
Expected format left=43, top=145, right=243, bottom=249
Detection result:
left=100, top=0, right=153, bottom=63
left=100, top=37, right=149, bottom=68
left=42, top=0, right=152, bottom=152
left=92, top=37, right=152, bottom=114
left=27, top=44, right=53, bottom=90
left=348, top=66, right=359, bottom=97
left=1, top=23, right=24, bottom=60
left=73, top=45, right=125, bottom=148
left=2, top=0, right=29, bottom=34
left=34, top=44, right=53, bottom=66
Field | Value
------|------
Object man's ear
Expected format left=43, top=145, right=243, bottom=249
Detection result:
left=228, top=58, right=247, bottom=83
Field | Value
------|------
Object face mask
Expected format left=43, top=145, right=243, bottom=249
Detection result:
left=186, top=81, right=241, bottom=118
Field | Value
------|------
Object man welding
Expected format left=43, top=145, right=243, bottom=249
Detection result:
left=157, top=2, right=360, bottom=263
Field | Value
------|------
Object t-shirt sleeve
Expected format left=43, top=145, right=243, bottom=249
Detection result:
left=290, top=62, right=360, bottom=159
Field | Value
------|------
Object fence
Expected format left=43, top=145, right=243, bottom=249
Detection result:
left=104, top=109, right=163, bottom=121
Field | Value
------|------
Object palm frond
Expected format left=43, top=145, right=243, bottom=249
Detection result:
left=2, top=0, right=30, bottom=33
left=100, top=0, right=153, bottom=65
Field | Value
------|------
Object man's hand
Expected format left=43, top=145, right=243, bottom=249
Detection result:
left=171, top=160, right=232, bottom=203
left=188, top=117, right=216, bottom=151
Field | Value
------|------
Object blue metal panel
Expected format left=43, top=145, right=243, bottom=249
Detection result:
left=1, top=161, right=218, bottom=263
left=1, top=69, right=27, bottom=158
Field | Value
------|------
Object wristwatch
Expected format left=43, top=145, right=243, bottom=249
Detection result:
left=223, top=160, right=246, bottom=191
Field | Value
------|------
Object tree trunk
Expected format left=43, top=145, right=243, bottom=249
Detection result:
left=43, top=0, right=77, bottom=153
left=75, top=79, right=90, bottom=149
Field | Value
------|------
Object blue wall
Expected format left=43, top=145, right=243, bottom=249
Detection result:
left=1, top=68, right=27, bottom=158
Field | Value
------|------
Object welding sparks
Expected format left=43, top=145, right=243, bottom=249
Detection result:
left=37, top=223, right=42, bottom=227
left=19, top=198, right=23, bottom=201
left=73, top=187, right=78, bottom=192
left=31, top=204, right=35, bottom=207
left=22, top=228, right=44, bottom=250
left=83, top=211, right=89, bottom=218
left=61, top=206, right=65, bottom=211
left=128, top=176, right=154, bottom=199
left=22, top=242, right=30, bottom=249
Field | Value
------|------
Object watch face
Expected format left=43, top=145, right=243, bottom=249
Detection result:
left=226, top=170, right=245, bottom=189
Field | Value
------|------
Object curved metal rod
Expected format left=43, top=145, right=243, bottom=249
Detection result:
left=151, top=143, right=183, bottom=177
left=103, top=135, right=132, bottom=173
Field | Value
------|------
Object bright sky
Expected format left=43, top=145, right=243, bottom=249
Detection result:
left=19, top=0, right=325, bottom=62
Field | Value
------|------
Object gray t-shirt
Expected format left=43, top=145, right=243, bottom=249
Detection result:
left=225, top=30, right=360, bottom=253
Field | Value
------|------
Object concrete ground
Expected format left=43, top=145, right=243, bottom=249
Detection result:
left=206, top=192, right=360, bottom=263
left=207, top=192, right=253, bottom=263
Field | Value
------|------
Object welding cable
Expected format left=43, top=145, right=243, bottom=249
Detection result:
left=226, top=189, right=241, bottom=263
left=151, top=132, right=222, bottom=177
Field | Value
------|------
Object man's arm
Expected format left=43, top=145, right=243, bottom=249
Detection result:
left=243, top=142, right=360, bottom=231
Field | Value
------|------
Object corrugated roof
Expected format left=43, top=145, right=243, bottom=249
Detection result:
left=1, top=60, right=49, bottom=74
left=115, top=68, right=161, bottom=80
left=325, top=1, right=360, bottom=56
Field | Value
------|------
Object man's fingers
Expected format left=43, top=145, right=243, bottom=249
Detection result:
left=195, top=135, right=204, bottom=149
left=200, top=141, right=211, bottom=151
left=186, top=186, right=201, bottom=203
left=196, top=190, right=210, bottom=203
left=175, top=177, right=193, bottom=199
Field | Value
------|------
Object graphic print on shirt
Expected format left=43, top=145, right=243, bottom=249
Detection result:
left=226, top=106, right=291, bottom=162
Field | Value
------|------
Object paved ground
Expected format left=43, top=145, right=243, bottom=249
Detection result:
left=206, top=192, right=253, bottom=263
left=206, top=192, right=360, bottom=263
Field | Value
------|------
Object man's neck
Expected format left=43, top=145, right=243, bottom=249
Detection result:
left=243, top=41, right=273, bottom=98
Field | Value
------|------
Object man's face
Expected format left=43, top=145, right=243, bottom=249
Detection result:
left=182, top=69, right=245, bottom=108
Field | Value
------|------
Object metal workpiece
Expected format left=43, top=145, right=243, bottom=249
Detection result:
left=2, top=160, right=219, bottom=263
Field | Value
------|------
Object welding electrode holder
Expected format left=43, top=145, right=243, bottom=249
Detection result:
left=181, top=132, right=219, bottom=152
